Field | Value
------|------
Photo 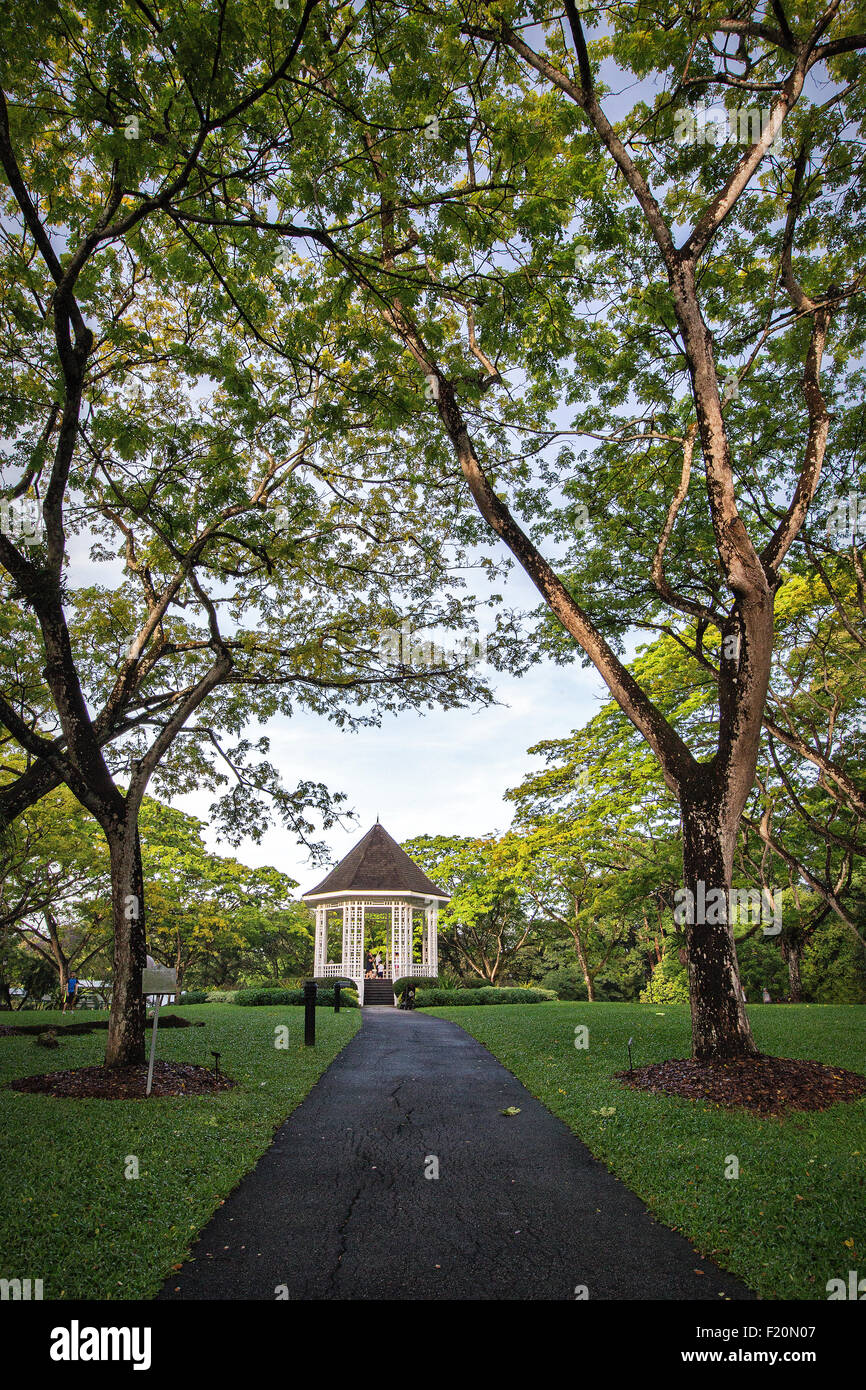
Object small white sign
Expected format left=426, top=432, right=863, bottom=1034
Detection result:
left=142, top=965, right=177, bottom=995
left=142, top=959, right=178, bottom=1098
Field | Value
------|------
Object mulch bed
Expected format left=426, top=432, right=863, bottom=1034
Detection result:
left=9, top=1060, right=235, bottom=1099
left=615, top=1054, right=866, bottom=1116
left=0, top=1015, right=203, bottom=1037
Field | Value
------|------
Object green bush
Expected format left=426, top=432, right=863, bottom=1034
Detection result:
left=234, top=986, right=358, bottom=1008
left=205, top=990, right=239, bottom=1003
left=639, top=951, right=689, bottom=1004
left=417, top=986, right=557, bottom=1007
left=481, top=987, right=557, bottom=1004
left=801, top=922, right=866, bottom=1003
left=392, top=975, right=439, bottom=995
left=179, top=990, right=208, bottom=1004
left=539, top=967, right=588, bottom=1001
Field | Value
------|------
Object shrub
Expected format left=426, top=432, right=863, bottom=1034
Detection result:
left=639, top=952, right=689, bottom=1004
left=435, top=968, right=464, bottom=990
left=416, top=986, right=557, bottom=1007
left=179, top=990, right=208, bottom=1004
left=205, top=990, right=239, bottom=1003
left=234, top=986, right=358, bottom=1008
left=392, top=975, right=439, bottom=996
left=415, top=988, right=480, bottom=1007
left=480, top=986, right=557, bottom=1004
left=539, top=967, right=588, bottom=1001
left=802, top=922, right=866, bottom=1004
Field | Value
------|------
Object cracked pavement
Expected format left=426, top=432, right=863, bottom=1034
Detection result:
left=157, top=1007, right=754, bottom=1301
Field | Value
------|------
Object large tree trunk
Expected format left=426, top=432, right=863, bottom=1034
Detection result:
left=44, top=909, right=69, bottom=1003
left=173, top=943, right=185, bottom=1007
left=781, top=935, right=803, bottom=1003
left=105, top=821, right=146, bottom=1067
left=572, top=931, right=595, bottom=1001
left=681, top=797, right=757, bottom=1060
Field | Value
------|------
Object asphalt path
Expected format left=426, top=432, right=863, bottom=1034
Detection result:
left=158, top=1007, right=754, bottom=1301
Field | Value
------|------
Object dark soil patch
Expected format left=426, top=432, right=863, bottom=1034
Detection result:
left=0, top=1014, right=203, bottom=1037
left=0, top=1021, right=98, bottom=1036
left=8, top=1060, right=234, bottom=1099
left=615, top=1054, right=866, bottom=1116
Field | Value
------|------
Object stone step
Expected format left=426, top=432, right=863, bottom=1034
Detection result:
left=363, top=980, right=396, bottom=1006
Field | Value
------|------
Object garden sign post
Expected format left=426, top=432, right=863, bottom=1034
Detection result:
left=142, top=960, right=178, bottom=1096
left=304, top=980, right=317, bottom=1046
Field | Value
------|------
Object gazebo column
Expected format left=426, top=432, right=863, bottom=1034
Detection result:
left=342, top=901, right=365, bottom=988
left=425, top=903, right=438, bottom=976
left=389, top=904, right=397, bottom=978
left=392, top=902, right=412, bottom=979
left=314, top=906, right=328, bottom=976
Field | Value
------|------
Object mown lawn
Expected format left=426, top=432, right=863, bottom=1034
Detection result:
left=422, top=1001, right=866, bottom=1300
left=0, top=1003, right=359, bottom=1300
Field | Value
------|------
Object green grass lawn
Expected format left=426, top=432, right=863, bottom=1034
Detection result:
left=0, top=1003, right=359, bottom=1300
left=422, top=1001, right=866, bottom=1300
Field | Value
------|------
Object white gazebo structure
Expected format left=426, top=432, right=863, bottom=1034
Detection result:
left=303, top=822, right=449, bottom=1005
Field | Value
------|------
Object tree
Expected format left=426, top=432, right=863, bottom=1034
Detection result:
left=490, top=824, right=630, bottom=1001
left=508, top=599, right=864, bottom=1002
left=0, top=1, right=512, bottom=1064
left=0, top=783, right=112, bottom=1000
left=6, top=2, right=864, bottom=1064
left=404, top=833, right=538, bottom=983
left=139, top=798, right=307, bottom=999
left=278, top=1, right=865, bottom=1057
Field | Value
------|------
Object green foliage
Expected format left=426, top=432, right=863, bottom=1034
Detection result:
left=802, top=925, right=866, bottom=1005
left=640, top=952, right=690, bottom=1004
left=417, top=986, right=557, bottom=1006
left=403, top=834, right=537, bottom=982
left=539, top=966, right=589, bottom=1001
left=734, top=934, right=789, bottom=1003
left=392, top=975, right=439, bottom=995
left=234, top=986, right=358, bottom=1008
left=178, top=991, right=208, bottom=1005
left=139, top=798, right=311, bottom=993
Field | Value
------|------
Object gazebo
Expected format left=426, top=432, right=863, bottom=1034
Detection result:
left=303, top=823, right=449, bottom=1005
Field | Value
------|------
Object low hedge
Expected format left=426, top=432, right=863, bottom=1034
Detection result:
left=205, top=990, right=240, bottom=1003
left=178, top=990, right=208, bottom=1004
left=417, top=986, right=558, bottom=1007
left=234, top=986, right=359, bottom=1008
left=392, top=976, right=439, bottom=996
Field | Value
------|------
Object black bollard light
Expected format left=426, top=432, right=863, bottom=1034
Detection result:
left=627, top=1036, right=634, bottom=1073
left=334, top=983, right=341, bottom=1014
left=304, top=980, right=317, bottom=1046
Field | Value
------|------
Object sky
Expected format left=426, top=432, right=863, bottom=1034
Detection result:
left=170, top=557, right=611, bottom=892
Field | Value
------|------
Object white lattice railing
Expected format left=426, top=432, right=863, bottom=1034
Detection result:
left=320, top=961, right=439, bottom=978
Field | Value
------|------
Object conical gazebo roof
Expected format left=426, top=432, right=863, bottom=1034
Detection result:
left=303, top=823, right=449, bottom=903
